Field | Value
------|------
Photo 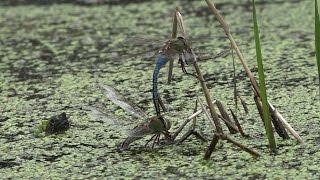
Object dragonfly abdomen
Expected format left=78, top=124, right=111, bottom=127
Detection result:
left=152, top=53, right=168, bottom=115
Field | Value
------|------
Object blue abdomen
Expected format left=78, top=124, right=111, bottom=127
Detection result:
left=152, top=54, right=168, bottom=115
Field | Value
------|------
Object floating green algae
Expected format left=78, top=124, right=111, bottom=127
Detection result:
left=0, top=0, right=319, bottom=179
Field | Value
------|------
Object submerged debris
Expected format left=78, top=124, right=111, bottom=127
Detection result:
left=45, top=112, right=70, bottom=135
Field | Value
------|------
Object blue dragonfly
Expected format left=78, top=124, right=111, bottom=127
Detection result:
left=150, top=36, right=230, bottom=117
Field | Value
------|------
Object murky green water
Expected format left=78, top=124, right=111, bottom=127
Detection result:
left=0, top=0, right=319, bottom=179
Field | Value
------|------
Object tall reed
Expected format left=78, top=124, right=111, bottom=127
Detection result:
left=252, top=0, right=276, bottom=151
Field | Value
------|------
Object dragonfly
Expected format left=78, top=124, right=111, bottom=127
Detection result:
left=151, top=36, right=232, bottom=117
left=89, top=85, right=173, bottom=151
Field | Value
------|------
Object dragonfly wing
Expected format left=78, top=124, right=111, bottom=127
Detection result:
left=195, top=48, right=231, bottom=61
left=100, top=85, right=147, bottom=119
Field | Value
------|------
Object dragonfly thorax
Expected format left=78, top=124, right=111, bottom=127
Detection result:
left=163, top=36, right=190, bottom=55
left=148, top=116, right=171, bottom=133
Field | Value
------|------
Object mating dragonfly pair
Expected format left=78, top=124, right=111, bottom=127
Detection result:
left=105, top=36, right=230, bottom=151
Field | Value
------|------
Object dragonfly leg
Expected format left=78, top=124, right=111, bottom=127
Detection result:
left=152, top=134, right=160, bottom=149
left=175, top=99, right=208, bottom=144
left=145, top=134, right=157, bottom=148
left=177, top=129, right=208, bottom=144
left=157, top=96, right=167, bottom=112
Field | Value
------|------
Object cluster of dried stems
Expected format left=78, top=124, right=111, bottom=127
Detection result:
left=166, top=0, right=303, bottom=159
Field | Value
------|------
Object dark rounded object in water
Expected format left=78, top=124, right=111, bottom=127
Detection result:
left=45, top=112, right=70, bottom=135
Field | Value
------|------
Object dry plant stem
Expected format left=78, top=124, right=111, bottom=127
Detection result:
left=172, top=108, right=203, bottom=140
left=176, top=10, right=187, bottom=37
left=238, top=94, right=249, bottom=113
left=191, top=50, right=223, bottom=133
left=218, top=114, right=240, bottom=134
left=198, top=97, right=216, bottom=131
left=254, top=90, right=290, bottom=139
left=220, top=134, right=260, bottom=157
left=216, top=100, right=238, bottom=133
left=253, top=94, right=265, bottom=123
left=205, top=0, right=303, bottom=143
left=231, top=44, right=238, bottom=109
left=167, top=9, right=178, bottom=84
left=172, top=100, right=217, bottom=140
left=192, top=99, right=198, bottom=130
left=177, top=129, right=207, bottom=144
left=204, top=134, right=220, bottom=159
left=229, top=108, right=246, bottom=137
left=269, top=110, right=290, bottom=139
left=268, top=103, right=303, bottom=143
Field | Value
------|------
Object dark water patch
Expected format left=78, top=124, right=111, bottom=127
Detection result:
left=0, top=116, right=9, bottom=123
left=0, top=160, right=19, bottom=169
left=0, top=0, right=157, bottom=6
left=42, top=152, right=70, bottom=162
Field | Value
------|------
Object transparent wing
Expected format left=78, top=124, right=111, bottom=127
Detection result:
left=106, top=35, right=230, bottom=62
left=99, top=84, right=147, bottom=119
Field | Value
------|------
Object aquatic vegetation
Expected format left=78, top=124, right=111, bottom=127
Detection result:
left=315, top=0, right=320, bottom=95
left=0, top=0, right=318, bottom=179
left=252, top=0, right=276, bottom=150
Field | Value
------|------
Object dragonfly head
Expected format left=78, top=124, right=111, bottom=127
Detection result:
left=169, top=36, right=190, bottom=53
left=149, top=115, right=171, bottom=133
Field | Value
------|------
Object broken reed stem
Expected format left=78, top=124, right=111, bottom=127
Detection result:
left=168, top=8, right=179, bottom=84
left=205, top=0, right=303, bottom=144
left=268, top=103, right=304, bottom=143
left=158, top=96, right=167, bottom=112
left=192, top=99, right=198, bottom=130
left=254, top=89, right=291, bottom=139
left=218, top=114, right=240, bottom=134
left=172, top=108, right=203, bottom=140
left=172, top=100, right=217, bottom=140
left=204, top=133, right=260, bottom=159
left=191, top=50, right=223, bottom=133
left=229, top=109, right=246, bottom=137
left=216, top=100, right=238, bottom=134
left=231, top=43, right=238, bottom=110
left=238, top=94, right=249, bottom=113
left=204, top=134, right=220, bottom=159
left=198, top=97, right=216, bottom=132
left=220, top=134, right=260, bottom=157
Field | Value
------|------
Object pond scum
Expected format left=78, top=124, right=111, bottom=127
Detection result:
left=1, top=0, right=319, bottom=178
left=32, top=0, right=311, bottom=159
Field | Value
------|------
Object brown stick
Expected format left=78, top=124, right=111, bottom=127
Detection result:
left=172, top=100, right=217, bottom=140
left=204, top=134, right=220, bottom=160
left=220, top=134, right=260, bottom=157
left=168, top=8, right=179, bottom=84
left=191, top=99, right=198, bottom=130
left=216, top=100, right=238, bottom=134
left=198, top=97, right=216, bottom=132
left=229, top=109, right=246, bottom=137
left=191, top=50, right=223, bottom=133
left=172, top=108, right=203, bottom=140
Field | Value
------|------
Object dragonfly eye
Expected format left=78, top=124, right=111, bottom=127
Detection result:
left=177, top=36, right=188, bottom=46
